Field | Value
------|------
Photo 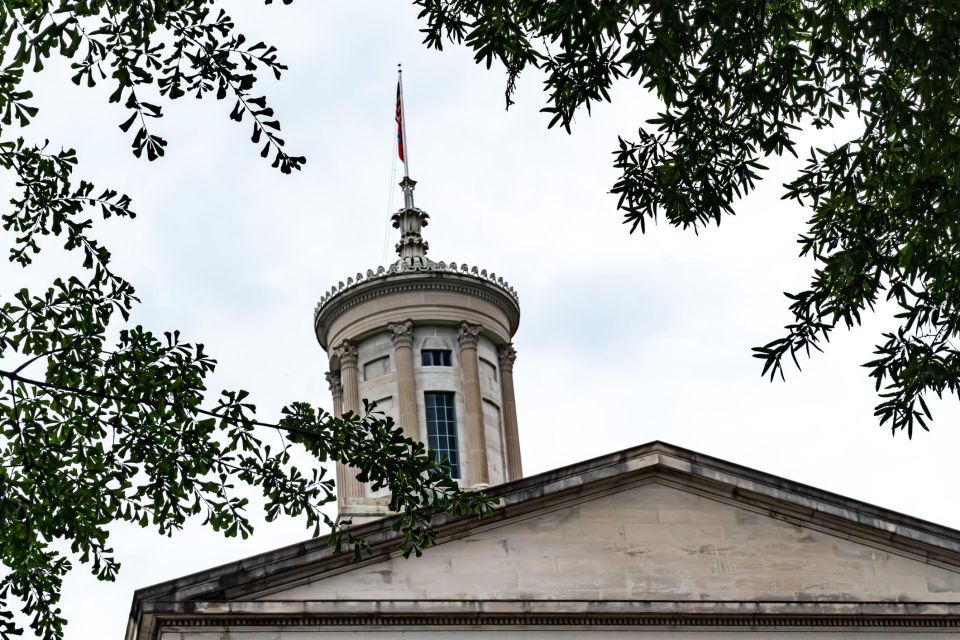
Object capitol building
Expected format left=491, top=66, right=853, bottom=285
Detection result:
left=125, top=175, right=960, bottom=638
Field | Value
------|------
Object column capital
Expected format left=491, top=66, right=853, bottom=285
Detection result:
left=387, top=319, right=414, bottom=348
left=325, top=371, right=342, bottom=394
left=497, top=343, right=517, bottom=370
left=333, top=340, right=358, bottom=367
left=457, top=322, right=482, bottom=348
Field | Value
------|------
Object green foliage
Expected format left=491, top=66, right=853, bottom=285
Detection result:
left=416, top=0, right=960, bottom=437
left=0, top=3, right=493, bottom=638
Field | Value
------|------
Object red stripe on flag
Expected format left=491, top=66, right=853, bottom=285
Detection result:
left=395, top=82, right=405, bottom=163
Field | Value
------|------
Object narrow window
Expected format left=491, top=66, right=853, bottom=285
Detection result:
left=424, top=391, right=460, bottom=478
left=421, top=349, right=452, bottom=366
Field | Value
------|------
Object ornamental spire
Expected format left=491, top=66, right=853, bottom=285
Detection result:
left=391, top=65, right=429, bottom=263
left=392, top=177, right=429, bottom=261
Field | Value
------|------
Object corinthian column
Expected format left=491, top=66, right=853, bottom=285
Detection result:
left=325, top=371, right=343, bottom=417
left=336, top=341, right=360, bottom=415
left=332, top=340, right=363, bottom=508
left=388, top=320, right=419, bottom=441
left=458, top=322, right=488, bottom=486
left=498, top=343, right=523, bottom=481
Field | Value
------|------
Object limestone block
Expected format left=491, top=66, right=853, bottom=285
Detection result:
left=262, top=482, right=960, bottom=604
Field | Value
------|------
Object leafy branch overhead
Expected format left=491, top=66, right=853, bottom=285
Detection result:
left=0, top=3, right=492, bottom=639
left=416, top=0, right=960, bottom=437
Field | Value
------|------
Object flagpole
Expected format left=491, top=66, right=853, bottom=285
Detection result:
left=398, top=64, right=411, bottom=179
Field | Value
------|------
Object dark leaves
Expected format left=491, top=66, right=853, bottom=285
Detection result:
left=0, top=2, right=456, bottom=639
left=416, top=0, right=960, bottom=439
left=0, top=143, right=487, bottom=632
left=1, top=0, right=304, bottom=171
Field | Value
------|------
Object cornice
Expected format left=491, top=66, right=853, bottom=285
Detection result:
left=315, top=260, right=518, bottom=321
left=138, top=600, right=960, bottom=639
left=314, top=270, right=521, bottom=348
left=151, top=613, right=960, bottom=629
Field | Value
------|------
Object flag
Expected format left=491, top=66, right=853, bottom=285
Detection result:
left=395, top=81, right=405, bottom=163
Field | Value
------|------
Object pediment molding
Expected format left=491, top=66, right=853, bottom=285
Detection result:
left=136, top=599, right=960, bottom=640
left=128, top=442, right=960, bottom=638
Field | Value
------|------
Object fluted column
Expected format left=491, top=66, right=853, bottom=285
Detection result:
left=336, top=341, right=360, bottom=415
left=333, top=341, right=363, bottom=509
left=458, top=322, right=488, bottom=486
left=498, top=343, right=523, bottom=481
left=388, top=320, right=419, bottom=441
left=325, top=371, right=343, bottom=417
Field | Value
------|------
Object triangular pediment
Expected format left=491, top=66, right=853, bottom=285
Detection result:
left=128, top=442, right=960, bottom=638
left=257, top=479, right=960, bottom=603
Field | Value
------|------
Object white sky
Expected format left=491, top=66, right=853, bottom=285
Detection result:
left=2, top=2, right=959, bottom=638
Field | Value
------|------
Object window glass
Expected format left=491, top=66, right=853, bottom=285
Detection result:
left=424, top=391, right=460, bottom=478
left=421, top=349, right=452, bottom=366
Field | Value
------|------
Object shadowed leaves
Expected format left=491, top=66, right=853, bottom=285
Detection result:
left=416, top=0, right=960, bottom=439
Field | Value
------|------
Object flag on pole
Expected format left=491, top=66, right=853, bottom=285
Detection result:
left=395, top=81, right=405, bottom=163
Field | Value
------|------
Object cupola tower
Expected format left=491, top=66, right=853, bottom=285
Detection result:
left=314, top=175, right=522, bottom=524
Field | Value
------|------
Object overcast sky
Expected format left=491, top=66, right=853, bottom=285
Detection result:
left=3, top=2, right=960, bottom=638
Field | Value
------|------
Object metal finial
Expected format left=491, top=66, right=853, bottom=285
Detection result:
left=391, top=65, right=427, bottom=263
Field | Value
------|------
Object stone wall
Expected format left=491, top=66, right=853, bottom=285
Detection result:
left=265, top=482, right=960, bottom=603
left=353, top=325, right=508, bottom=489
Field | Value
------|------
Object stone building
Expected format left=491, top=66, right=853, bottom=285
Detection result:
left=125, top=178, right=960, bottom=638
left=314, top=177, right=522, bottom=524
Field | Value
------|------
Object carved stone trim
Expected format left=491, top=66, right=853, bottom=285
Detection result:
left=129, top=445, right=960, bottom=613
left=315, top=259, right=519, bottom=312
left=390, top=319, right=419, bottom=440
left=315, top=280, right=519, bottom=350
left=316, top=270, right=520, bottom=327
left=457, top=322, right=482, bottom=348
left=457, top=321, right=487, bottom=485
left=387, top=320, right=414, bottom=348
left=151, top=608, right=960, bottom=635
left=324, top=371, right=342, bottom=394
left=497, top=341, right=521, bottom=481
left=332, top=340, right=358, bottom=367
left=394, top=236, right=429, bottom=258
left=497, top=343, right=517, bottom=371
